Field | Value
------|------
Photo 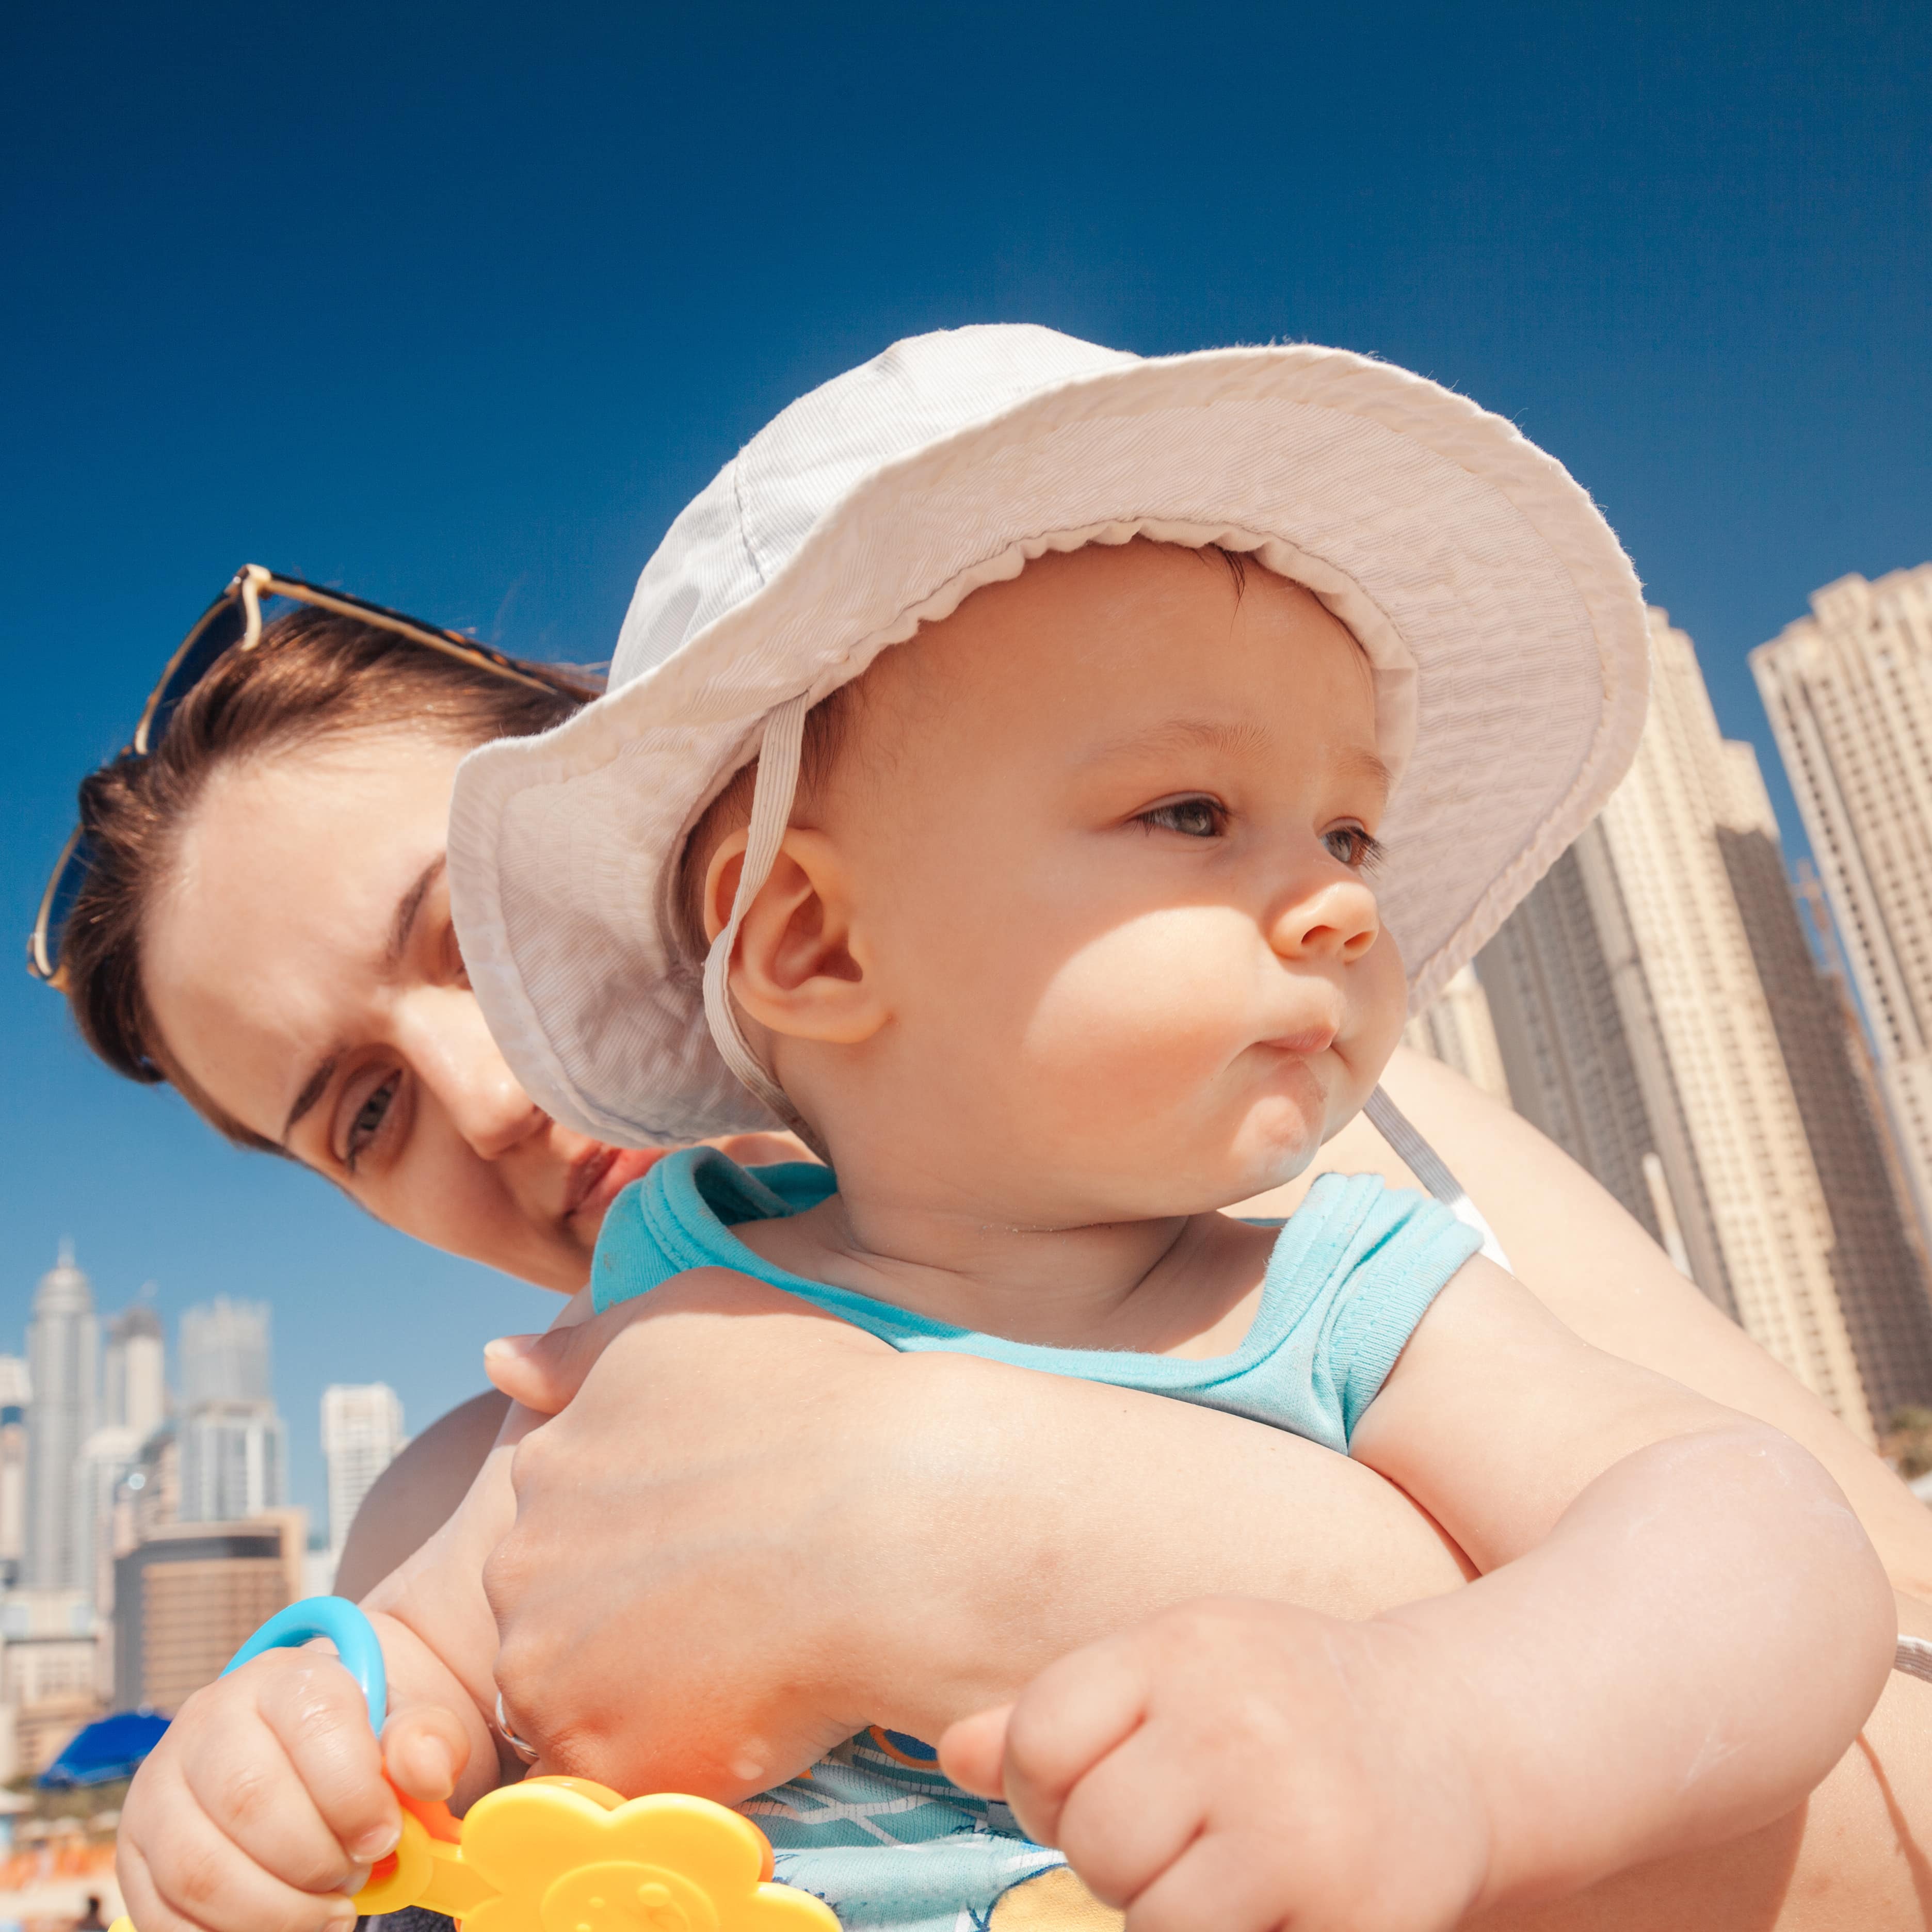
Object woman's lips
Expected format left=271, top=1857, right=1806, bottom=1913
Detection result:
left=566, top=1144, right=667, bottom=1223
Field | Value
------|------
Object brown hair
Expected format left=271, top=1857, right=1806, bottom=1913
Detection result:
left=60, top=605, right=600, bottom=1152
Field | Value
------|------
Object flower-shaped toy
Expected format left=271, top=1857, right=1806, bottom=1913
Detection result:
left=109, top=1599, right=838, bottom=1932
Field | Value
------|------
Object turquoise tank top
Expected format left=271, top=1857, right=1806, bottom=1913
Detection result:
left=582, top=1152, right=1479, bottom=1927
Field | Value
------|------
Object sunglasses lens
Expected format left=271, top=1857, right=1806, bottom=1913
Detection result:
left=29, top=832, right=94, bottom=983
left=136, top=598, right=248, bottom=753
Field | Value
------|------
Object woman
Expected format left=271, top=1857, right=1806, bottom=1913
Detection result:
left=41, top=569, right=1932, bottom=1929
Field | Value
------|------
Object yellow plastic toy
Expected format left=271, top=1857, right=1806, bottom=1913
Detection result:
left=110, top=1598, right=837, bottom=1932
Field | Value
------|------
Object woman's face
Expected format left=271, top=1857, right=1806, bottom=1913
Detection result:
left=141, top=731, right=788, bottom=1292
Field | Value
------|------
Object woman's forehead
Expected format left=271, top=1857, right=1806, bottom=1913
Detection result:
left=142, top=735, right=468, bottom=1142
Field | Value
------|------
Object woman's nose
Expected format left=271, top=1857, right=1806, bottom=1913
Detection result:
left=1266, top=875, right=1381, bottom=964
left=404, top=993, right=548, bottom=1160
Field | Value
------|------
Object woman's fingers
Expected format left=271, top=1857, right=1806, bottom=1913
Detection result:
left=122, top=1768, right=360, bottom=1932
left=484, top=1303, right=640, bottom=1413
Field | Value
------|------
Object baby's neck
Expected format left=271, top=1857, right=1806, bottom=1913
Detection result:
left=730, top=1169, right=1278, bottom=1356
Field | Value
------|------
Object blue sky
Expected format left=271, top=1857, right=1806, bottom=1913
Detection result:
left=3, top=1, right=1928, bottom=1523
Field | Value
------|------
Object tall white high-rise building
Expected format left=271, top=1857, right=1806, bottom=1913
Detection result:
left=175, top=1297, right=286, bottom=1525
left=1403, top=963, right=1511, bottom=1105
left=178, top=1406, right=288, bottom=1524
left=103, top=1302, right=167, bottom=1440
left=24, top=1245, right=98, bottom=1591
left=74, top=1425, right=140, bottom=1614
left=1752, top=566, right=1932, bottom=1238
left=321, top=1384, right=406, bottom=1563
left=179, top=1299, right=271, bottom=1409
left=1486, top=611, right=1896, bottom=1438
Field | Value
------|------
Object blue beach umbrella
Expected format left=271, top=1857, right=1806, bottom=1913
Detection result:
left=37, top=1711, right=170, bottom=1788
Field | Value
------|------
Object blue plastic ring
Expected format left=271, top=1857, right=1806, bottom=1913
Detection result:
left=222, top=1596, right=388, bottom=1734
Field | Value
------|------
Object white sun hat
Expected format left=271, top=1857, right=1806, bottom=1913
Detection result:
left=448, top=323, right=1649, bottom=1154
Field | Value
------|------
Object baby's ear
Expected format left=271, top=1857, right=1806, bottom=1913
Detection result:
left=700, top=831, right=750, bottom=944
left=727, top=829, right=886, bottom=1044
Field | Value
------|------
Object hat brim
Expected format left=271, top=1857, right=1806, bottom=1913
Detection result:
left=452, top=343, right=1649, bottom=1147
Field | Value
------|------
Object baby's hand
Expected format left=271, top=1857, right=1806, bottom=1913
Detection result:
left=939, top=1598, right=1493, bottom=1932
left=117, top=1645, right=471, bottom=1932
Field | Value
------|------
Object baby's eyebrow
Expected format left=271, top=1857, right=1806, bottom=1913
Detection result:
left=1084, top=718, right=1275, bottom=764
left=1332, top=745, right=1394, bottom=798
left=1083, top=719, right=1392, bottom=797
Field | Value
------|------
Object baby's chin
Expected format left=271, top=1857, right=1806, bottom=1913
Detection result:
left=1160, top=1123, right=1323, bottom=1217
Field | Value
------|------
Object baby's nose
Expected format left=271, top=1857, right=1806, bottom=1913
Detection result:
left=1267, top=878, right=1381, bottom=962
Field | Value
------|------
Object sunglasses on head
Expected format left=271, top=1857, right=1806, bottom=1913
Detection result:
left=28, top=564, right=570, bottom=990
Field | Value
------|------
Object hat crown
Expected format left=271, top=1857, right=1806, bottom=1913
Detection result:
left=615, top=326, right=1135, bottom=688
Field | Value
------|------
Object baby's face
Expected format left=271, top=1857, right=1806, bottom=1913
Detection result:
left=802, top=539, right=1409, bottom=1221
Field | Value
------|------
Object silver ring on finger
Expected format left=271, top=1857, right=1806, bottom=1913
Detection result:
left=495, top=1689, right=541, bottom=1764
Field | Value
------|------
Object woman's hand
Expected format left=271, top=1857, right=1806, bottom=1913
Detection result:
left=481, top=1267, right=1470, bottom=1795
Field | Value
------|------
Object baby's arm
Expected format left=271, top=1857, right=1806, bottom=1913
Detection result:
left=945, top=1258, right=1894, bottom=1929
left=1349, top=1257, right=1894, bottom=1896
left=117, top=1314, right=577, bottom=1932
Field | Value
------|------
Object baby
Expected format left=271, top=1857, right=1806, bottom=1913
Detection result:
left=119, top=328, right=1895, bottom=1932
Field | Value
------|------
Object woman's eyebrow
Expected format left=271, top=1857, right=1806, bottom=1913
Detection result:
left=385, top=854, right=447, bottom=969
left=281, top=854, right=447, bottom=1144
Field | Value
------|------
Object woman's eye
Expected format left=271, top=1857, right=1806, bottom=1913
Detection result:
left=1323, top=825, right=1384, bottom=871
left=1139, top=796, right=1228, bottom=839
left=344, top=1075, right=400, bottom=1171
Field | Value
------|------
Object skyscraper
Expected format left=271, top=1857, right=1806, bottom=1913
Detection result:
left=1484, top=610, right=1880, bottom=1436
left=1478, top=827, right=1724, bottom=1289
left=178, top=1298, right=271, bottom=1409
left=23, top=1245, right=98, bottom=1592
left=321, top=1384, right=406, bottom=1564
left=1719, top=816, right=1932, bottom=1428
left=103, top=1302, right=166, bottom=1440
left=74, top=1426, right=140, bottom=1614
left=176, top=1297, right=286, bottom=1524
left=1403, top=964, right=1511, bottom=1105
left=177, top=1407, right=288, bottom=1525
left=1751, top=566, right=1932, bottom=1239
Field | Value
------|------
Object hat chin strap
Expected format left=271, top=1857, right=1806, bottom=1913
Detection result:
left=1363, top=1088, right=1510, bottom=1269
left=702, top=695, right=828, bottom=1152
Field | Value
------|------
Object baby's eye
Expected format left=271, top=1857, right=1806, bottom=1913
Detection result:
left=1138, top=796, right=1228, bottom=839
left=1323, top=824, right=1384, bottom=872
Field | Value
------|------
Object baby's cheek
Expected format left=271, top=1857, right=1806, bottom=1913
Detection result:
left=1014, top=911, right=1255, bottom=1127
